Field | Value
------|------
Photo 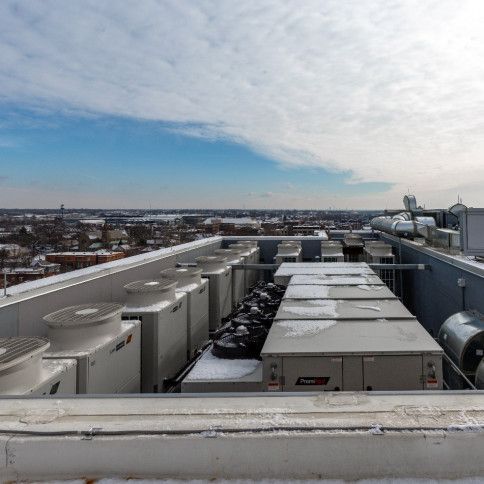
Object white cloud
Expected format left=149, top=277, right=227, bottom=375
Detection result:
left=2, top=0, right=484, bottom=207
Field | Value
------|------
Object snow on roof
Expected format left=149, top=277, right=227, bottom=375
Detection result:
left=277, top=319, right=338, bottom=337
left=203, top=217, right=260, bottom=226
left=186, top=350, right=261, bottom=381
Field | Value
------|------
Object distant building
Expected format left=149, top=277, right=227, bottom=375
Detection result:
left=46, top=251, right=125, bottom=271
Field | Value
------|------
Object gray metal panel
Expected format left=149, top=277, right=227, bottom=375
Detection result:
left=283, top=285, right=397, bottom=300
left=363, top=355, right=423, bottom=390
left=461, top=208, right=484, bottom=256
left=287, top=274, right=384, bottom=286
left=275, top=299, right=415, bottom=320
left=261, top=319, right=443, bottom=356
left=343, top=356, right=363, bottom=391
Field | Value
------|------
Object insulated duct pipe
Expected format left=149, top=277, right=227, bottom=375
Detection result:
left=370, top=211, right=436, bottom=238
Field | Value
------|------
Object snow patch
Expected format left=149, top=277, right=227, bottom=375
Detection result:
left=354, top=305, right=382, bottom=312
left=186, top=351, right=260, bottom=381
left=283, top=300, right=338, bottom=318
left=278, top=319, right=338, bottom=337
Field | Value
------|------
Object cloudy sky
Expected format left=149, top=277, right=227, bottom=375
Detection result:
left=1, top=0, right=484, bottom=209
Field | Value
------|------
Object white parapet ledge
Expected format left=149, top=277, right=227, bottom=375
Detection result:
left=0, top=237, right=222, bottom=305
left=1, top=392, right=484, bottom=480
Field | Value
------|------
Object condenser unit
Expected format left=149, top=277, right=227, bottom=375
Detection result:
left=275, top=298, right=414, bottom=321
left=196, top=256, right=232, bottom=331
left=364, top=242, right=395, bottom=292
left=283, top=284, right=397, bottom=300
left=123, top=279, right=188, bottom=392
left=289, top=274, right=385, bottom=286
left=160, top=267, right=209, bottom=359
left=261, top=319, right=443, bottom=391
left=320, top=241, right=344, bottom=262
left=275, top=243, right=303, bottom=264
left=274, top=262, right=376, bottom=285
left=214, top=248, right=246, bottom=306
left=228, top=243, right=258, bottom=290
left=0, top=337, right=77, bottom=396
left=43, top=303, right=141, bottom=394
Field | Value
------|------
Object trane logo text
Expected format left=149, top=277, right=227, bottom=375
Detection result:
left=296, top=377, right=330, bottom=386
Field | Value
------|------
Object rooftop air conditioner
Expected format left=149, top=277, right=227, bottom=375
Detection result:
left=228, top=243, right=258, bottom=290
left=0, top=337, right=77, bottom=396
left=160, top=268, right=209, bottom=359
left=275, top=243, right=302, bottom=264
left=43, top=302, right=141, bottom=394
left=196, top=256, right=232, bottom=331
left=123, top=279, right=187, bottom=392
left=214, top=248, right=246, bottom=306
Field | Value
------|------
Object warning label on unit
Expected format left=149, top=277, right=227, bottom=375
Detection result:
left=267, top=382, right=280, bottom=391
left=426, top=378, right=439, bottom=389
left=295, top=377, right=330, bottom=386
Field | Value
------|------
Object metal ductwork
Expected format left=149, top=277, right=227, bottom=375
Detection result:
left=370, top=195, right=436, bottom=238
left=370, top=212, right=435, bottom=238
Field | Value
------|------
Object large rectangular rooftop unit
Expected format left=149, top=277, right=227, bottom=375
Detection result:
left=44, top=303, right=141, bottom=394
left=283, top=284, right=396, bottom=300
left=261, top=319, right=443, bottom=391
left=0, top=337, right=77, bottom=396
left=289, top=274, right=384, bottom=285
left=275, top=299, right=414, bottom=320
left=160, top=268, right=209, bottom=360
left=274, top=262, right=376, bottom=285
left=197, top=256, right=232, bottom=331
left=123, top=279, right=187, bottom=392
left=181, top=346, right=263, bottom=393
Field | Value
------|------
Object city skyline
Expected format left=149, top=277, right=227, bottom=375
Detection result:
left=2, top=1, right=484, bottom=209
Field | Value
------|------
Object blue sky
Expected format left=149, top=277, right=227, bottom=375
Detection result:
left=1, top=109, right=390, bottom=209
left=1, top=1, right=484, bottom=209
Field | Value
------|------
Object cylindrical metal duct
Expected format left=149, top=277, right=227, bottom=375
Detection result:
left=438, top=310, right=484, bottom=373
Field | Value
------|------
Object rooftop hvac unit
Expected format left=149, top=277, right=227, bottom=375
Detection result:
left=261, top=319, right=443, bottom=391
left=43, top=303, right=141, bottom=394
left=228, top=243, right=258, bottom=290
left=123, top=279, right=187, bottom=392
left=0, top=337, right=77, bottom=396
left=363, top=243, right=395, bottom=292
left=275, top=243, right=303, bottom=264
left=438, top=310, right=484, bottom=375
left=320, top=241, right=344, bottom=263
left=343, top=234, right=364, bottom=262
left=236, top=240, right=260, bottom=263
left=196, top=256, right=232, bottom=331
left=181, top=346, right=263, bottom=393
left=274, top=262, right=375, bottom=285
left=275, top=298, right=414, bottom=321
left=214, top=249, right=246, bottom=306
left=289, top=274, right=385, bottom=286
left=283, top=284, right=397, bottom=300
left=160, top=268, right=209, bottom=360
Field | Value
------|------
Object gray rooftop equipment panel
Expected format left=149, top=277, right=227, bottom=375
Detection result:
left=275, top=299, right=415, bottom=321
left=460, top=208, right=484, bottom=257
left=262, top=319, right=440, bottom=356
left=287, top=274, right=384, bottom=286
left=283, top=284, right=396, bottom=300
left=261, top=319, right=443, bottom=391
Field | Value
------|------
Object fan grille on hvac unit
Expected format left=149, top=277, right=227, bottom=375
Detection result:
left=0, top=337, right=49, bottom=368
left=124, top=279, right=176, bottom=292
left=44, top=302, right=124, bottom=325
